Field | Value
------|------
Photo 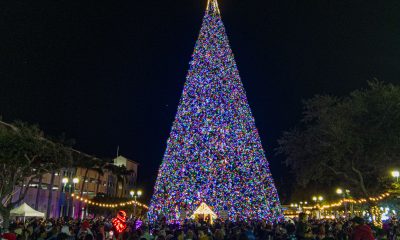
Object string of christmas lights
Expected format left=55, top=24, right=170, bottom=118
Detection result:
left=301, top=192, right=391, bottom=210
left=148, top=0, right=282, bottom=223
left=70, top=194, right=149, bottom=209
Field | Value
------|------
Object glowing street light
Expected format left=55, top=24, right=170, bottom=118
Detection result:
left=312, top=196, right=317, bottom=202
left=130, top=190, right=143, bottom=218
left=312, top=195, right=324, bottom=220
left=336, top=188, right=352, bottom=218
left=312, top=196, right=324, bottom=203
left=62, top=177, right=69, bottom=184
left=336, top=188, right=343, bottom=195
left=61, top=177, right=80, bottom=218
left=392, top=170, right=399, bottom=182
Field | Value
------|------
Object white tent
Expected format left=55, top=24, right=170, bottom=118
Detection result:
left=10, top=203, right=45, bottom=218
left=191, top=202, right=218, bottom=224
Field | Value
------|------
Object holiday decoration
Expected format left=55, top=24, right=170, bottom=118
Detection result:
left=70, top=193, right=148, bottom=209
left=112, top=210, right=127, bottom=233
left=191, top=202, right=218, bottom=224
left=148, top=0, right=282, bottom=222
left=135, top=220, right=143, bottom=230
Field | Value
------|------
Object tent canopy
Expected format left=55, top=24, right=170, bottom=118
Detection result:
left=10, top=203, right=45, bottom=217
left=191, top=202, right=218, bottom=219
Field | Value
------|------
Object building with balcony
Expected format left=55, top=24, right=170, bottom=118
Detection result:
left=11, top=155, right=139, bottom=218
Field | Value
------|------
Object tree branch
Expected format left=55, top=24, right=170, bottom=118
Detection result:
left=12, top=176, right=38, bottom=206
left=321, top=163, right=359, bottom=185
left=351, top=159, right=369, bottom=197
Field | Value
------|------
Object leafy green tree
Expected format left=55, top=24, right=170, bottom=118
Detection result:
left=277, top=81, right=400, bottom=203
left=0, top=121, right=72, bottom=229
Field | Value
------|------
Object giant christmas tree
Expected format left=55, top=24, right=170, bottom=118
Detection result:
left=149, top=0, right=282, bottom=222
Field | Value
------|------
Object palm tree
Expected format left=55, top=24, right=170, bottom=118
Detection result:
left=104, top=164, right=126, bottom=198
left=92, top=159, right=109, bottom=195
left=79, top=157, right=101, bottom=197
left=94, top=167, right=104, bottom=194
left=119, top=169, right=136, bottom=198
left=71, top=154, right=101, bottom=218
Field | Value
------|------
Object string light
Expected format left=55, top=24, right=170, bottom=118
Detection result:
left=148, top=0, right=282, bottom=223
left=70, top=194, right=149, bottom=209
left=302, top=192, right=390, bottom=210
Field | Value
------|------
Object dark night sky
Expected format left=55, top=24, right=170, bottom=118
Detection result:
left=1, top=0, right=400, bottom=203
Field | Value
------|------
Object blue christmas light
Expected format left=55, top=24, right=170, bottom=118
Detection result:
left=148, top=0, right=283, bottom=223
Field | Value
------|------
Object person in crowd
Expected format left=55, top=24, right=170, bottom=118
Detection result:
left=387, top=217, right=399, bottom=240
left=1, top=228, right=17, bottom=240
left=286, top=223, right=297, bottom=240
left=2, top=213, right=398, bottom=240
left=350, top=217, right=374, bottom=240
left=295, top=213, right=312, bottom=240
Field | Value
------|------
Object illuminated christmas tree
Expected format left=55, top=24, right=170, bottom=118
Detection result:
left=149, top=0, right=282, bottom=222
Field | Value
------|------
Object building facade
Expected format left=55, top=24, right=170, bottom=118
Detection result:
left=12, top=155, right=139, bottom=218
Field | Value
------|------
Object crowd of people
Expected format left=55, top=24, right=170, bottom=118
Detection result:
left=0, top=213, right=399, bottom=240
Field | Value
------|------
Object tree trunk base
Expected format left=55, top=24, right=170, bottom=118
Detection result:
left=0, top=209, right=11, bottom=231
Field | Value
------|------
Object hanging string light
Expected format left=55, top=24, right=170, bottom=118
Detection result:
left=70, top=194, right=149, bottom=209
left=302, top=192, right=390, bottom=210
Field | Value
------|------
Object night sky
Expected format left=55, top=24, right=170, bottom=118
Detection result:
left=1, top=0, right=400, bottom=203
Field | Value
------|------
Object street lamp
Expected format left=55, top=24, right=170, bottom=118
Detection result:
left=73, top=177, right=79, bottom=184
left=70, top=177, right=79, bottom=217
left=62, top=177, right=69, bottom=185
left=62, top=177, right=80, bottom=218
left=60, top=177, right=71, bottom=217
left=130, top=190, right=142, bottom=218
left=312, top=195, right=323, bottom=219
left=336, top=188, right=343, bottom=195
left=336, top=188, right=346, bottom=217
left=336, top=188, right=352, bottom=218
left=312, top=196, right=317, bottom=202
left=392, top=170, right=399, bottom=182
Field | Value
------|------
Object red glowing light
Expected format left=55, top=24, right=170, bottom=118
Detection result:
left=112, top=210, right=127, bottom=233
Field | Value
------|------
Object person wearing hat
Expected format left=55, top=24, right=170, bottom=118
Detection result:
left=350, top=217, right=374, bottom=240
left=78, top=221, right=93, bottom=240
left=1, top=228, right=16, bottom=240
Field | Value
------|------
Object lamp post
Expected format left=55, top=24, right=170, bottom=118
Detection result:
left=336, top=188, right=351, bottom=218
left=67, top=177, right=79, bottom=218
left=298, top=201, right=307, bottom=211
left=336, top=188, right=346, bottom=218
left=61, top=177, right=69, bottom=217
left=130, top=190, right=142, bottom=218
left=312, top=195, right=324, bottom=219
